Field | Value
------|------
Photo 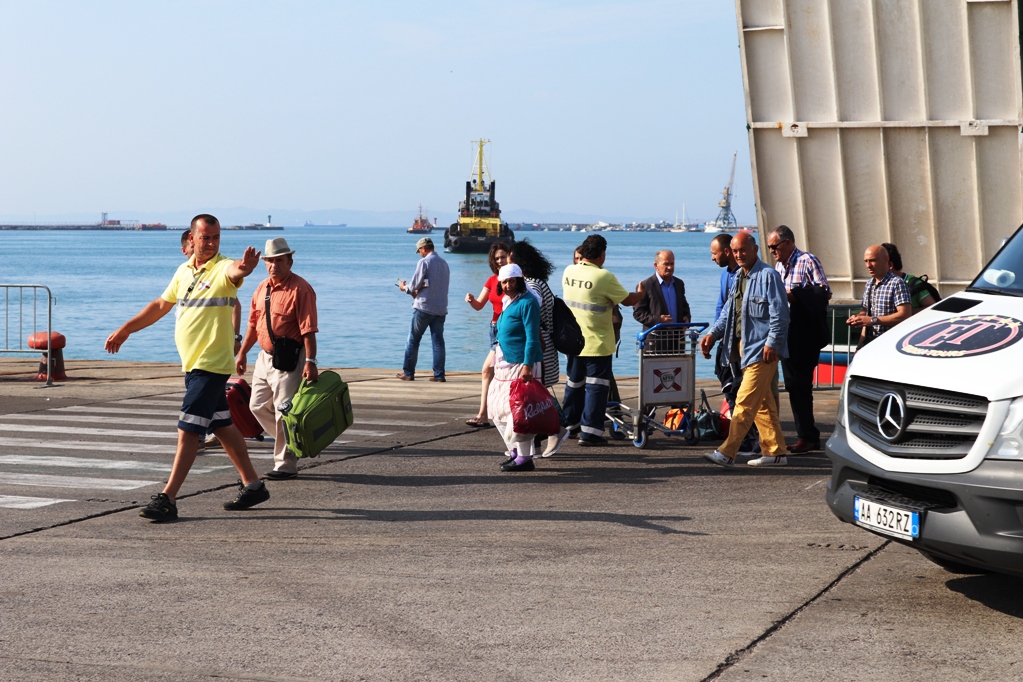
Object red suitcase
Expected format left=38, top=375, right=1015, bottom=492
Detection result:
left=226, top=378, right=264, bottom=440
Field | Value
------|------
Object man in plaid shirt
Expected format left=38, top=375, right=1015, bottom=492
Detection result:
left=847, top=244, right=912, bottom=342
left=767, top=225, right=832, bottom=453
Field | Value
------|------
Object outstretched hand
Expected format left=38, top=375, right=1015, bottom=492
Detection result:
left=105, top=328, right=129, bottom=354
left=237, top=247, right=261, bottom=277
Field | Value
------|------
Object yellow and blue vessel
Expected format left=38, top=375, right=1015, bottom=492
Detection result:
left=443, top=139, right=515, bottom=253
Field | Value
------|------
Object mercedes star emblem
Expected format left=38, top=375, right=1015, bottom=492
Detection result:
left=876, top=392, right=907, bottom=442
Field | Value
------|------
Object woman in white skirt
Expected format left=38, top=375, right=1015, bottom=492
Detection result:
left=487, top=264, right=544, bottom=472
left=510, top=239, right=570, bottom=457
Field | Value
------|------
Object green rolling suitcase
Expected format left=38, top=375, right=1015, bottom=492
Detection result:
left=279, top=370, right=354, bottom=458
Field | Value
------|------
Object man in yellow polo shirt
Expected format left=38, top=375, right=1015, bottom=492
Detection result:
left=105, top=214, right=269, bottom=522
left=562, top=235, right=645, bottom=446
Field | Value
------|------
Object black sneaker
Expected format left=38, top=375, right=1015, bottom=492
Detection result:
left=578, top=436, right=608, bottom=447
left=223, top=481, right=270, bottom=511
left=140, top=493, right=177, bottom=522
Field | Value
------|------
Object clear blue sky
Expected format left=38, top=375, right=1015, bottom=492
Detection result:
left=0, top=1, right=754, bottom=224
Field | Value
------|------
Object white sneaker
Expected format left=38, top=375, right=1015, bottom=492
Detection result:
left=541, top=427, right=571, bottom=458
left=703, top=450, right=735, bottom=468
left=747, top=455, right=788, bottom=467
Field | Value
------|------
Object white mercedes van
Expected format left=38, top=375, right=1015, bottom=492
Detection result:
left=826, top=228, right=1023, bottom=576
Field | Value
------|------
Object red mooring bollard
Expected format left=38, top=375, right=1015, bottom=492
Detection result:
left=27, top=332, right=68, bottom=381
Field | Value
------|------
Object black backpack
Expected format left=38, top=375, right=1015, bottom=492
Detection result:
left=552, top=296, right=585, bottom=356
left=909, top=274, right=942, bottom=304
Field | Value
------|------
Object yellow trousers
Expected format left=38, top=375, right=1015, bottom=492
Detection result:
left=719, top=360, right=789, bottom=459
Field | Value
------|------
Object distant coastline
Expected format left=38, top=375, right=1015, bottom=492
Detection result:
left=0, top=224, right=283, bottom=231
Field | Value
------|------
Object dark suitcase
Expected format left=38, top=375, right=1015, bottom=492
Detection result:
left=226, top=377, right=264, bottom=439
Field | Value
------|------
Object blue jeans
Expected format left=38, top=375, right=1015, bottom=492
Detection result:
left=403, top=309, right=446, bottom=378
left=562, top=355, right=612, bottom=441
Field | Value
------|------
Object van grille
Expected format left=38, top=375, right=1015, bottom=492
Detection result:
left=847, top=377, right=988, bottom=460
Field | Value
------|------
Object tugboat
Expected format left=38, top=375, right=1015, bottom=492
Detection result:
left=407, top=205, right=435, bottom=234
left=443, top=139, right=515, bottom=253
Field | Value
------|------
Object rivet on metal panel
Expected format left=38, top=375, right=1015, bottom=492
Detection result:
left=781, top=122, right=808, bottom=138
left=960, top=121, right=989, bottom=137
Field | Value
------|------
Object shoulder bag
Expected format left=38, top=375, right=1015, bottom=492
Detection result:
left=265, top=286, right=303, bottom=372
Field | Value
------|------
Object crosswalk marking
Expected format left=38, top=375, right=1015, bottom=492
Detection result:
left=0, top=455, right=230, bottom=475
left=0, top=437, right=177, bottom=454
left=0, top=495, right=75, bottom=509
left=53, top=406, right=179, bottom=417
left=0, top=424, right=177, bottom=439
left=0, top=437, right=278, bottom=459
left=354, top=418, right=445, bottom=427
left=3, top=473, right=158, bottom=490
left=47, top=408, right=426, bottom=431
left=0, top=414, right=180, bottom=428
left=336, top=428, right=394, bottom=437
left=0, top=416, right=392, bottom=438
left=112, top=399, right=186, bottom=407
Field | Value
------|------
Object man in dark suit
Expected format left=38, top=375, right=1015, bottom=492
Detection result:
left=633, top=250, right=691, bottom=331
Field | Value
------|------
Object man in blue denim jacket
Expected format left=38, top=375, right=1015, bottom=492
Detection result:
left=699, top=232, right=791, bottom=468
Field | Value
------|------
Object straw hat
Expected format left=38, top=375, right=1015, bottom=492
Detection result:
left=263, top=237, right=295, bottom=258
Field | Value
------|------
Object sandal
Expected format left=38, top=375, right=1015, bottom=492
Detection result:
left=466, top=418, right=493, bottom=428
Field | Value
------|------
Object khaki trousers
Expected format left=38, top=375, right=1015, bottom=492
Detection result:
left=719, top=359, right=789, bottom=459
left=250, top=349, right=305, bottom=474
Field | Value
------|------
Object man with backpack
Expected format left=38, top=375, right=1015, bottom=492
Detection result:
left=882, top=242, right=940, bottom=313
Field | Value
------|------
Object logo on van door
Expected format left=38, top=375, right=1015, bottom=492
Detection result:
left=897, top=315, right=1023, bottom=358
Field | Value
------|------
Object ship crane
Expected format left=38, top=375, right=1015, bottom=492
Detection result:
left=711, top=150, right=739, bottom=229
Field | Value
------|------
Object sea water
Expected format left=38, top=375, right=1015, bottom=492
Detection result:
left=1, top=227, right=733, bottom=379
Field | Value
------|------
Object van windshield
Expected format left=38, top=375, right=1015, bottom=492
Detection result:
left=968, top=228, right=1023, bottom=297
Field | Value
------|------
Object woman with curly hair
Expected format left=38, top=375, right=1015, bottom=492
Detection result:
left=464, top=241, right=510, bottom=428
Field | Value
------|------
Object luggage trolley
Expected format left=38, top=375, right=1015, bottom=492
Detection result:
left=606, top=322, right=708, bottom=449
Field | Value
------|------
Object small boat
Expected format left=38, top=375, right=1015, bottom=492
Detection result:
left=443, top=140, right=515, bottom=253
left=408, top=205, right=436, bottom=234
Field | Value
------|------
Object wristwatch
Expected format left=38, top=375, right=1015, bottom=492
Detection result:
left=306, top=358, right=317, bottom=366
left=870, top=316, right=879, bottom=327
left=234, top=334, right=243, bottom=342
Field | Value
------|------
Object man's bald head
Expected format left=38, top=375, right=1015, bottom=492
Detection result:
left=654, top=250, right=675, bottom=280
left=864, top=244, right=890, bottom=282
left=730, top=231, right=759, bottom=271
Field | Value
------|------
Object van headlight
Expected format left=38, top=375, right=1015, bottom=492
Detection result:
left=987, top=397, right=1023, bottom=460
left=835, top=377, right=848, bottom=428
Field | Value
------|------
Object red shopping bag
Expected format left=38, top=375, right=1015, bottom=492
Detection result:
left=509, top=378, right=560, bottom=436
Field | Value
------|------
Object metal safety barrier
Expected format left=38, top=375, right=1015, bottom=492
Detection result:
left=1, top=284, right=55, bottom=386
left=814, top=303, right=862, bottom=390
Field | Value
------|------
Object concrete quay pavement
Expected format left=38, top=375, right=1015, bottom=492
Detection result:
left=1, top=358, right=1021, bottom=682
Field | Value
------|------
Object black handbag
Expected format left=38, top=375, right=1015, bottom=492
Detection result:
left=265, top=288, right=302, bottom=372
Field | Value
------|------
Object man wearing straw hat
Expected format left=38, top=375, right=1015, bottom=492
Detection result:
left=236, top=237, right=320, bottom=480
